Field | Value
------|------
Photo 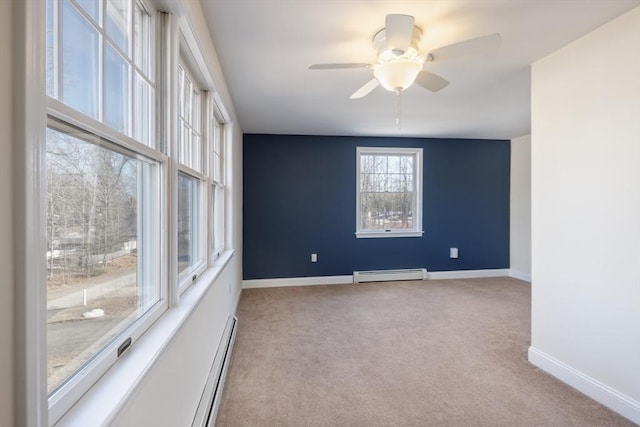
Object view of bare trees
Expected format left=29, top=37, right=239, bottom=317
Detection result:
left=360, top=154, right=415, bottom=230
left=47, top=129, right=138, bottom=282
left=46, top=128, right=141, bottom=392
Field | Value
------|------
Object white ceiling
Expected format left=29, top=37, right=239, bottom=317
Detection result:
left=199, top=0, right=639, bottom=140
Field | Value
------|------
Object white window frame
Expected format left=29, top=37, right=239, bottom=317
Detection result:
left=355, top=146, right=424, bottom=239
left=175, top=53, right=207, bottom=292
left=175, top=167, right=207, bottom=292
left=47, top=0, right=157, bottom=148
left=42, top=0, right=168, bottom=422
left=45, top=112, right=168, bottom=423
left=206, top=94, right=227, bottom=262
left=177, top=60, right=202, bottom=172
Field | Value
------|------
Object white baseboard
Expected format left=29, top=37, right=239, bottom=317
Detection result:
left=242, top=275, right=353, bottom=289
left=528, top=346, right=640, bottom=424
left=243, top=269, right=515, bottom=288
left=509, top=269, right=531, bottom=282
left=427, top=269, right=510, bottom=280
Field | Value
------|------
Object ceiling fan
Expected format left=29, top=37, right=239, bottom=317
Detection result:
left=309, top=14, right=502, bottom=100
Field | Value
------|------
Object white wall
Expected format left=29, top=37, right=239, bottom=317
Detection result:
left=510, top=134, right=531, bottom=281
left=0, top=1, right=14, bottom=426
left=530, top=6, right=640, bottom=424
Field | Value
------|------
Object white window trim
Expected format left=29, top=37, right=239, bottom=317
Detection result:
left=355, top=146, right=424, bottom=239
left=207, top=93, right=226, bottom=262
left=175, top=51, right=207, bottom=293
left=43, top=0, right=170, bottom=422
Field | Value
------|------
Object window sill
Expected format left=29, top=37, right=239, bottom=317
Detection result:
left=54, top=249, right=235, bottom=427
left=355, top=230, right=424, bottom=239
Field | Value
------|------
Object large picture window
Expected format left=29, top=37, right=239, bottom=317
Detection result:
left=356, top=147, right=423, bottom=238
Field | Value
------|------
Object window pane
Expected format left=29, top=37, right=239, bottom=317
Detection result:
left=401, top=155, right=414, bottom=174
left=106, top=0, right=130, bottom=54
left=134, top=3, right=150, bottom=75
left=213, top=153, right=222, bottom=183
left=211, top=120, right=223, bottom=183
left=177, top=64, right=202, bottom=171
left=177, top=172, right=201, bottom=277
left=213, top=184, right=224, bottom=254
left=360, top=192, right=414, bottom=230
left=46, top=127, right=160, bottom=394
left=360, top=155, right=375, bottom=174
left=387, top=155, right=401, bottom=173
left=105, top=43, right=130, bottom=134
left=133, top=73, right=151, bottom=146
left=75, top=0, right=99, bottom=22
left=192, top=132, right=201, bottom=170
left=61, top=0, right=99, bottom=119
left=373, top=155, right=387, bottom=174
left=184, top=77, right=192, bottom=123
left=46, top=0, right=55, bottom=97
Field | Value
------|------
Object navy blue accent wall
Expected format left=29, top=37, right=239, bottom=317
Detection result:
left=243, top=134, right=510, bottom=280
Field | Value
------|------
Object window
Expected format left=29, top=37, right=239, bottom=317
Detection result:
left=208, top=105, right=225, bottom=259
left=45, top=0, right=165, bottom=421
left=177, top=171, right=203, bottom=279
left=356, top=147, right=423, bottom=238
left=176, top=60, right=206, bottom=289
left=177, top=63, right=202, bottom=171
left=46, top=123, right=161, bottom=394
left=47, top=0, right=155, bottom=147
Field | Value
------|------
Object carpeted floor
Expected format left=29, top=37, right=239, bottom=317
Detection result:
left=215, top=277, right=635, bottom=426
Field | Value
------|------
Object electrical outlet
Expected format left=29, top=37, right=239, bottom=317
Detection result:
left=450, top=248, right=459, bottom=259
left=311, top=253, right=317, bottom=262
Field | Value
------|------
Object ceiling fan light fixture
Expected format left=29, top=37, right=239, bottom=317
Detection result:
left=373, top=58, right=423, bottom=92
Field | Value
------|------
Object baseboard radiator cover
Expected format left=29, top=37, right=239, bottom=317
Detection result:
left=353, top=268, right=428, bottom=283
left=192, top=315, right=238, bottom=427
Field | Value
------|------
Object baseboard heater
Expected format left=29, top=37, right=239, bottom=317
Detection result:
left=192, top=315, right=238, bottom=427
left=353, top=268, right=428, bottom=283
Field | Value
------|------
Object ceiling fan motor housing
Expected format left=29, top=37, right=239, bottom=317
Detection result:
left=373, top=25, right=423, bottom=59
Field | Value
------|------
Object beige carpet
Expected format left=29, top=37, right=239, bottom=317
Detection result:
left=215, top=277, right=635, bottom=426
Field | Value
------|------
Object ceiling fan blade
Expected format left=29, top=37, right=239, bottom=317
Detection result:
left=350, top=78, right=380, bottom=99
left=385, top=14, right=415, bottom=51
left=308, top=63, right=371, bottom=70
left=415, top=70, right=450, bottom=92
left=428, top=33, right=502, bottom=62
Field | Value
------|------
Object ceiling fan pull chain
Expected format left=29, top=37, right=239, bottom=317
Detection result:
left=396, top=88, right=402, bottom=127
